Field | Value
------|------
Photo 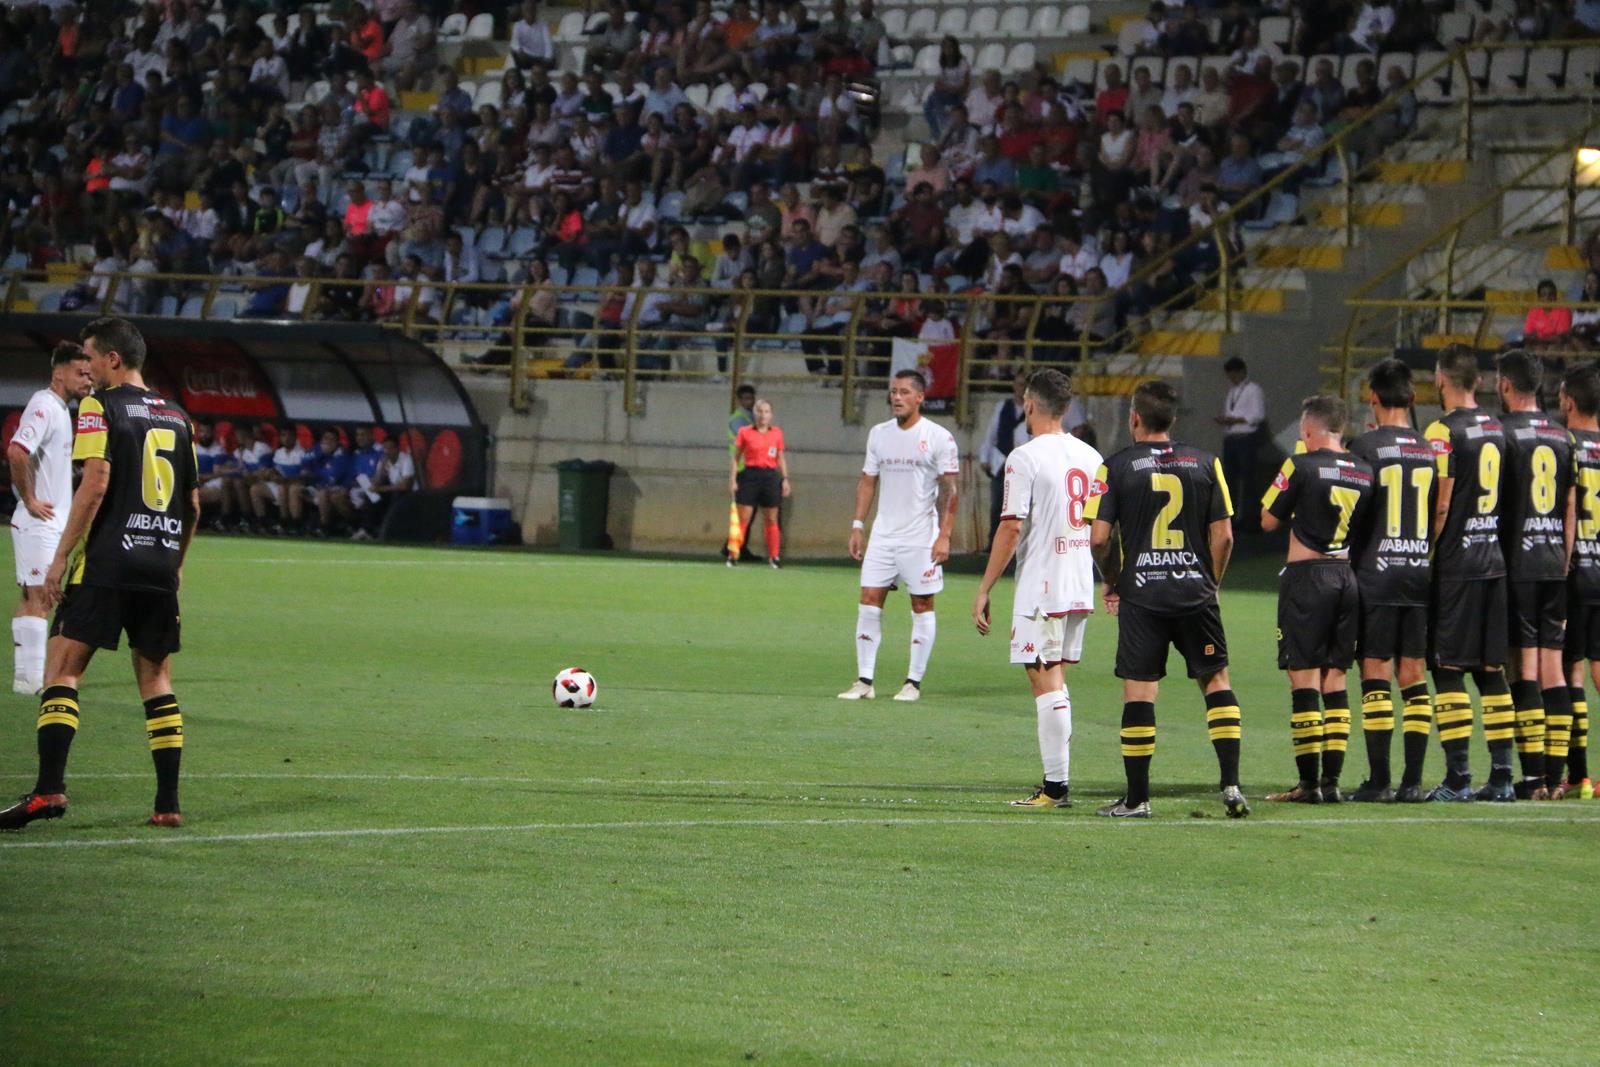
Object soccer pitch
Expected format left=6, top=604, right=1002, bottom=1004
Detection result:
left=1, top=538, right=1595, bottom=1066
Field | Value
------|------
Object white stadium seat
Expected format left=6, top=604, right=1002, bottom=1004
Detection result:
left=1524, top=46, right=1564, bottom=97
left=968, top=7, right=998, bottom=37
left=464, top=13, right=495, bottom=40
left=439, top=12, right=468, bottom=40
left=906, top=8, right=937, bottom=37
left=1437, top=12, right=1474, bottom=45
left=1029, top=6, right=1060, bottom=35
left=1006, top=42, right=1035, bottom=73
left=1566, top=46, right=1600, bottom=96
left=938, top=8, right=967, bottom=35
left=1062, top=56, right=1097, bottom=89
left=1259, top=15, right=1292, bottom=51
left=1063, top=5, right=1090, bottom=34
left=976, top=42, right=1006, bottom=71
left=998, top=6, right=1029, bottom=38
left=1485, top=46, right=1527, bottom=100
left=475, top=80, right=502, bottom=109
left=913, top=44, right=941, bottom=74
left=882, top=9, right=907, bottom=37
left=554, top=12, right=585, bottom=41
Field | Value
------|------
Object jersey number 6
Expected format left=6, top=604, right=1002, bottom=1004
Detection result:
left=142, top=428, right=178, bottom=512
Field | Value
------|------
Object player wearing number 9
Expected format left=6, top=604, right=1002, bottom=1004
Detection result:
left=0, top=317, right=201, bottom=834
left=1259, top=395, right=1375, bottom=805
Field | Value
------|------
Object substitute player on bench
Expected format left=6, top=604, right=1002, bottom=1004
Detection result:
left=1260, top=396, right=1374, bottom=804
left=0, top=317, right=199, bottom=831
left=1087, top=380, right=1248, bottom=819
left=972, top=369, right=1102, bottom=809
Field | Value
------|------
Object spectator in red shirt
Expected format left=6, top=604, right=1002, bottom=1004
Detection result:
left=727, top=398, right=789, bottom=568
left=1523, top=278, right=1573, bottom=349
left=1228, top=55, right=1278, bottom=133
left=354, top=69, right=391, bottom=131
left=1095, top=64, right=1129, bottom=127
left=894, top=181, right=945, bottom=271
left=349, top=3, right=385, bottom=64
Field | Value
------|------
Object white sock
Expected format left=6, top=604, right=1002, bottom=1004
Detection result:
left=1036, top=689, right=1072, bottom=784
left=907, top=611, right=936, bottom=683
left=12, top=616, right=46, bottom=688
left=854, top=605, right=882, bottom=682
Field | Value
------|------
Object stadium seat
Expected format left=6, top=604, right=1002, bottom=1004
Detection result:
left=998, top=6, right=1028, bottom=38
left=179, top=298, right=205, bottom=318
left=1005, top=42, right=1035, bottom=73
left=1378, top=53, right=1416, bottom=82
left=1063, top=5, right=1089, bottom=34
left=1062, top=56, right=1097, bottom=90
left=657, top=190, right=686, bottom=220
left=913, top=45, right=940, bottom=74
left=547, top=263, right=571, bottom=286
left=1259, top=15, right=1292, bottom=52
left=937, top=9, right=967, bottom=35
left=554, top=12, right=585, bottom=41
left=439, top=12, right=469, bottom=40
left=157, top=295, right=179, bottom=316
left=211, top=298, right=240, bottom=320
left=1242, top=190, right=1299, bottom=230
left=882, top=9, right=907, bottom=37
left=479, top=258, right=505, bottom=282
left=685, top=83, right=710, bottom=111
left=464, top=13, right=495, bottom=40
left=906, top=9, right=937, bottom=38
left=749, top=81, right=768, bottom=101
left=1414, top=50, right=1453, bottom=103
left=1028, top=6, right=1060, bottom=34
left=1525, top=47, right=1565, bottom=96
left=508, top=227, right=540, bottom=257
left=476, top=81, right=503, bottom=109
left=1485, top=47, right=1526, bottom=100
left=1437, top=11, right=1474, bottom=45
left=477, top=228, right=507, bottom=257
left=570, top=266, right=601, bottom=290
left=968, top=7, right=998, bottom=36
left=1131, top=56, right=1165, bottom=86
left=977, top=42, right=1006, bottom=71
left=304, top=80, right=332, bottom=106
left=1567, top=47, right=1600, bottom=96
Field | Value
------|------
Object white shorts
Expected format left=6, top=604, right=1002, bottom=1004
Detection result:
left=860, top=537, right=944, bottom=596
left=1010, top=611, right=1088, bottom=666
left=201, top=477, right=225, bottom=492
left=11, top=525, right=59, bottom=587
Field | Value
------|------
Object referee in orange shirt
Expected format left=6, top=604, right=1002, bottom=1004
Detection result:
left=729, top=399, right=790, bottom=569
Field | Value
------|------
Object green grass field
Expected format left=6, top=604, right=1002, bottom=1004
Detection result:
left=1, top=537, right=1596, bottom=1066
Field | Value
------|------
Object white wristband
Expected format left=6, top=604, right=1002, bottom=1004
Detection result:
left=851, top=520, right=865, bottom=530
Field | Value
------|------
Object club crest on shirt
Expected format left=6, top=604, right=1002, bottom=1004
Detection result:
left=918, top=439, right=930, bottom=452
left=1428, top=437, right=1451, bottom=454
left=1272, top=470, right=1290, bottom=491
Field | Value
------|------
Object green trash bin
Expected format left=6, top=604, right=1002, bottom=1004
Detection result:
left=555, top=460, right=616, bottom=550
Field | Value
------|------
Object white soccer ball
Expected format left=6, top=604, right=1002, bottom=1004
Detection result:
left=552, top=667, right=598, bottom=708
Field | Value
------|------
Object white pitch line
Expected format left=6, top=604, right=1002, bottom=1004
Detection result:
left=3, top=813, right=1597, bottom=851
left=223, top=557, right=684, bottom=568
left=0, top=771, right=1006, bottom=791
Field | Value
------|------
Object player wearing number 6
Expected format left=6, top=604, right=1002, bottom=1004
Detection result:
left=1260, top=396, right=1374, bottom=804
left=0, top=317, right=200, bottom=833
left=1086, top=381, right=1248, bottom=819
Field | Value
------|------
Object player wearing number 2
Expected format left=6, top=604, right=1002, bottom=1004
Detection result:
left=1086, top=381, right=1248, bottom=819
left=1260, top=396, right=1374, bottom=804
left=1495, top=349, right=1575, bottom=800
left=0, top=317, right=200, bottom=832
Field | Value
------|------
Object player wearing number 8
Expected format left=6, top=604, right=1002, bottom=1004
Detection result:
left=0, top=317, right=200, bottom=833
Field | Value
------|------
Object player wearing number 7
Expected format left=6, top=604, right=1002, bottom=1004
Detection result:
left=0, top=317, right=200, bottom=833
left=1260, top=396, right=1375, bottom=804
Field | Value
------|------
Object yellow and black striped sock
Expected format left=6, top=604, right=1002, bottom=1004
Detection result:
left=1431, top=669, right=1474, bottom=786
left=1359, top=678, right=1395, bottom=787
left=1320, top=688, right=1351, bottom=784
left=144, top=694, right=183, bottom=814
left=1511, top=679, right=1546, bottom=783
left=1290, top=688, right=1323, bottom=784
left=1570, top=687, right=1589, bottom=783
left=1542, top=685, right=1572, bottom=789
left=35, top=685, right=79, bottom=795
left=1475, top=669, right=1516, bottom=783
left=1120, top=701, right=1155, bottom=806
left=1205, top=689, right=1242, bottom=789
left=1400, top=683, right=1433, bottom=788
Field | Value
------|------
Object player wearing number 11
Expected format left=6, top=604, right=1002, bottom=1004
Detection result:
left=0, top=317, right=200, bottom=833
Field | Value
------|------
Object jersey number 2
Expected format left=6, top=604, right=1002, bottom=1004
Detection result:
left=142, top=429, right=178, bottom=512
left=1150, top=473, right=1184, bottom=549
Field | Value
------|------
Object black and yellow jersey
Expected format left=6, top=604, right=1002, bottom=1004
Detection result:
left=70, top=384, right=197, bottom=593
left=1261, top=449, right=1374, bottom=557
left=1423, top=407, right=1505, bottom=581
left=1497, top=410, right=1573, bottom=583
left=1348, top=425, right=1438, bottom=606
left=1087, top=441, right=1232, bottom=611
left=1569, top=428, right=1600, bottom=603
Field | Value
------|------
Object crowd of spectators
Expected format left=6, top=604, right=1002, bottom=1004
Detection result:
left=0, top=0, right=1589, bottom=374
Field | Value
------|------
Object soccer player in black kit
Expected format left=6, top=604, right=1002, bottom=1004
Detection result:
left=1495, top=349, right=1574, bottom=801
left=1347, top=360, right=1440, bottom=803
left=1260, top=396, right=1374, bottom=803
left=1558, top=362, right=1599, bottom=799
left=1087, top=381, right=1249, bottom=819
left=0, top=317, right=199, bottom=831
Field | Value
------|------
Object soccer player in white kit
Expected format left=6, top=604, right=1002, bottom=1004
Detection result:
left=840, top=370, right=961, bottom=702
left=7, top=342, right=94, bottom=693
left=973, top=369, right=1103, bottom=807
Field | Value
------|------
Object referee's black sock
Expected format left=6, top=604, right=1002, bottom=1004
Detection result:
left=1569, top=686, right=1590, bottom=783
left=1119, top=701, right=1155, bottom=807
left=1290, top=688, right=1323, bottom=785
left=34, top=685, right=79, bottom=796
left=1359, top=679, right=1394, bottom=787
left=1474, top=669, right=1516, bottom=783
left=1431, top=669, right=1473, bottom=786
left=1542, top=685, right=1572, bottom=790
left=1205, top=689, right=1242, bottom=789
left=1399, top=683, right=1433, bottom=788
left=144, top=694, right=184, bottom=814
left=1511, top=679, right=1546, bottom=783
left=1319, top=688, right=1351, bottom=785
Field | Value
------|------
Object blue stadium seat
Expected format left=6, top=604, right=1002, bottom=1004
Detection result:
left=477, top=228, right=507, bottom=257
left=508, top=227, right=541, bottom=257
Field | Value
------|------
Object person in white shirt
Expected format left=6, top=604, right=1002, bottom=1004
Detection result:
left=972, top=369, right=1104, bottom=808
left=510, top=0, right=554, bottom=68
left=1215, top=356, right=1266, bottom=525
left=355, top=432, right=417, bottom=538
left=840, top=370, right=962, bottom=702
left=8, top=342, right=93, bottom=692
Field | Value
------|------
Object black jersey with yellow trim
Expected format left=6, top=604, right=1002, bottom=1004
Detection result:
left=71, top=384, right=198, bottom=593
left=1348, top=425, right=1438, bottom=606
left=1260, top=449, right=1374, bottom=557
left=1422, top=406, right=1505, bottom=581
left=1497, top=409, right=1573, bottom=583
left=1569, top=427, right=1600, bottom=603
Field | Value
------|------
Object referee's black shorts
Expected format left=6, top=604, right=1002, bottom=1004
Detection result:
left=1114, top=599, right=1229, bottom=681
left=1277, top=559, right=1358, bottom=671
left=1431, top=576, right=1508, bottom=670
left=735, top=467, right=782, bottom=508
left=52, top=583, right=182, bottom=657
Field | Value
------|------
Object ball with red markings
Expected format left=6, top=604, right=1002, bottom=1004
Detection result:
left=552, top=667, right=598, bottom=708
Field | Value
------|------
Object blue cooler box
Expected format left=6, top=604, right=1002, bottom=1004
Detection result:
left=451, top=497, right=515, bottom=545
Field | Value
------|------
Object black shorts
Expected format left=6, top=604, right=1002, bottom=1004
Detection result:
left=1277, top=560, right=1359, bottom=671
left=1565, top=585, right=1600, bottom=664
left=1508, top=578, right=1566, bottom=650
left=735, top=467, right=782, bottom=508
left=1431, top=577, right=1508, bottom=669
left=51, top=583, right=182, bottom=657
left=1359, top=602, right=1429, bottom=662
left=1114, top=599, right=1229, bottom=681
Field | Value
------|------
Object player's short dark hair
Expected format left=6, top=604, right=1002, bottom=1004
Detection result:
left=736, top=383, right=756, bottom=399
left=892, top=368, right=926, bottom=392
left=50, top=341, right=85, bottom=367
left=1026, top=368, right=1073, bottom=418
left=1562, top=361, right=1600, bottom=416
left=79, top=316, right=146, bottom=370
left=1300, top=394, right=1346, bottom=435
left=1435, top=343, right=1481, bottom=390
left=1366, top=358, right=1414, bottom=409
left=1223, top=356, right=1247, bottom=374
left=1495, top=348, right=1541, bottom=397
left=1131, top=379, right=1178, bottom=432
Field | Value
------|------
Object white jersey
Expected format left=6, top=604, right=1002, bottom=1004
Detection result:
left=9, top=388, right=74, bottom=536
left=863, top=416, right=960, bottom=545
left=1001, top=431, right=1104, bottom=617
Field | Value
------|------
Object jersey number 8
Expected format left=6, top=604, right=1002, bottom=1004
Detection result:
left=1065, top=468, right=1089, bottom=530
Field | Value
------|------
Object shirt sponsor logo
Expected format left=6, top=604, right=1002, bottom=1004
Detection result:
left=77, top=412, right=106, bottom=433
left=126, top=514, right=184, bottom=534
left=1429, top=438, right=1451, bottom=454
left=1272, top=471, right=1290, bottom=491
